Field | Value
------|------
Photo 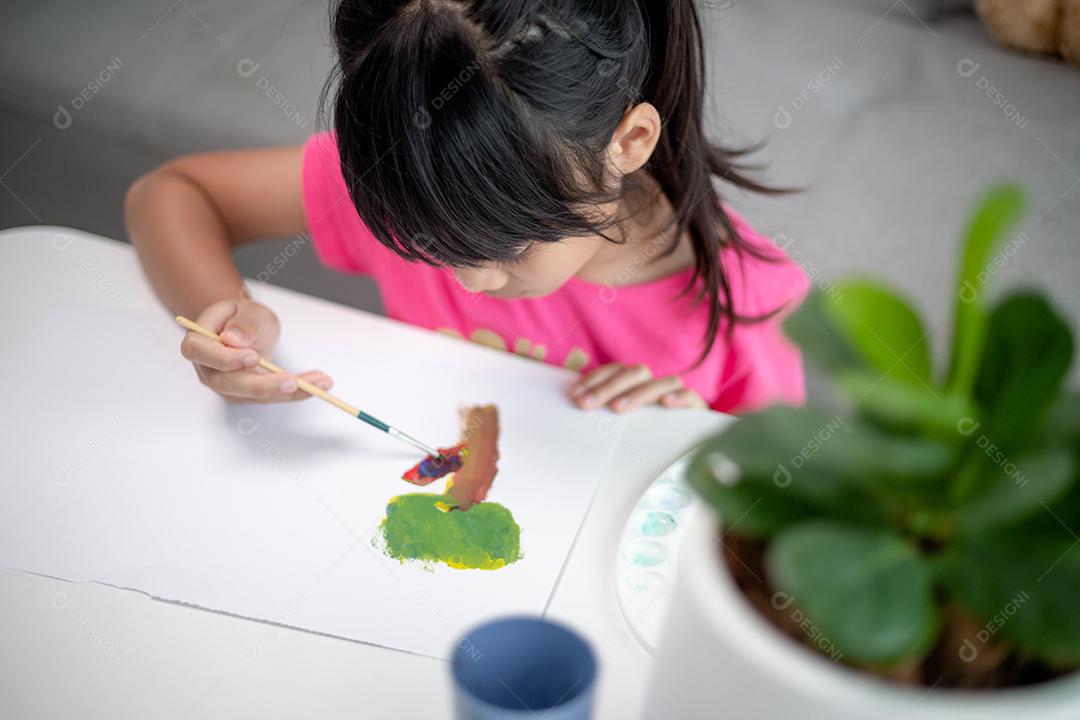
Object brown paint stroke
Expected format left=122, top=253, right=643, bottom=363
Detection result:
left=449, top=404, right=500, bottom=511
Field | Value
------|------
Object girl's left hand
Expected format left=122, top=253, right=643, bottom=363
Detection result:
left=569, top=363, right=707, bottom=412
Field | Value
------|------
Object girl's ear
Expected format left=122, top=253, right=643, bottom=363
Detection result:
left=607, top=102, right=662, bottom=176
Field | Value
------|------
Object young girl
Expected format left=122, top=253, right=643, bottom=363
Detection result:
left=126, top=0, right=809, bottom=414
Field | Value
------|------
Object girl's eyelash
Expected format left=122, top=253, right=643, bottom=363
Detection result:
left=501, top=244, right=534, bottom=266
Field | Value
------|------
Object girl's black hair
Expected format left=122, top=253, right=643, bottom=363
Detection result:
left=322, top=0, right=781, bottom=364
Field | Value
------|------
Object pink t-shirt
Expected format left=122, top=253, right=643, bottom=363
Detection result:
left=301, top=132, right=810, bottom=413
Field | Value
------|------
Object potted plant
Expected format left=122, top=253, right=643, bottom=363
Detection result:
left=646, top=185, right=1080, bottom=719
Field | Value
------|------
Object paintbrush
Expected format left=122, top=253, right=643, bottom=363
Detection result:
left=175, top=316, right=443, bottom=459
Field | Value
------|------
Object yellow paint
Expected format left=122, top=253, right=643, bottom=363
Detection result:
left=446, top=557, right=507, bottom=570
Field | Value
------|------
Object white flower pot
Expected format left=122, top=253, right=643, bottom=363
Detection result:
left=645, top=513, right=1080, bottom=719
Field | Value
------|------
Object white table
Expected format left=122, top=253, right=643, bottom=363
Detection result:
left=0, top=227, right=729, bottom=719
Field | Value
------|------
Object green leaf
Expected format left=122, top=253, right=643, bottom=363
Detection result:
left=739, top=406, right=954, bottom=482
left=687, top=463, right=816, bottom=537
left=1032, top=472, right=1080, bottom=534
left=766, top=521, right=939, bottom=664
left=783, top=289, right=863, bottom=377
left=953, top=447, right=1076, bottom=535
left=687, top=415, right=856, bottom=536
left=786, top=287, right=972, bottom=442
left=974, top=292, right=1074, bottom=452
left=825, top=279, right=932, bottom=387
left=946, top=184, right=1026, bottom=398
left=1046, top=392, right=1080, bottom=447
left=938, top=524, right=1080, bottom=666
left=837, top=371, right=976, bottom=440
left=689, top=407, right=957, bottom=535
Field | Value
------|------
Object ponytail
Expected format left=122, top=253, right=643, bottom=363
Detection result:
left=325, top=0, right=783, bottom=365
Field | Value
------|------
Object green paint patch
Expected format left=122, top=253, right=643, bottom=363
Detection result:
left=379, top=493, right=522, bottom=570
left=640, top=510, right=677, bottom=537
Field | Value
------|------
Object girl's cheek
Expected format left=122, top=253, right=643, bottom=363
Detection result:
left=454, top=267, right=510, bottom=293
left=521, top=239, right=598, bottom=281
left=514, top=265, right=579, bottom=295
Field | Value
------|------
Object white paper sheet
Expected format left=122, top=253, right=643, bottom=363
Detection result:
left=0, top=303, right=624, bottom=658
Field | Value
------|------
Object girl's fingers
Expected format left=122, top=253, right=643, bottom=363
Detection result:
left=268, top=370, right=335, bottom=402
left=610, top=375, right=685, bottom=413
left=181, top=330, right=259, bottom=372
left=194, top=299, right=240, bottom=334
left=260, top=370, right=335, bottom=402
left=201, top=367, right=291, bottom=402
left=659, top=387, right=707, bottom=409
left=201, top=368, right=333, bottom=404
left=268, top=370, right=334, bottom=402
left=221, top=301, right=281, bottom=352
left=291, top=370, right=335, bottom=398
left=577, top=364, right=652, bottom=409
left=570, top=363, right=623, bottom=400
left=184, top=298, right=305, bottom=404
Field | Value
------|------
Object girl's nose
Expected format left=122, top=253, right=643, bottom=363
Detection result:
left=455, top=267, right=510, bottom=293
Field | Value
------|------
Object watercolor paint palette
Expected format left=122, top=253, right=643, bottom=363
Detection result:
left=615, top=451, right=701, bottom=653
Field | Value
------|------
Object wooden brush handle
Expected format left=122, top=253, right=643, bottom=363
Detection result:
left=175, top=316, right=359, bottom=416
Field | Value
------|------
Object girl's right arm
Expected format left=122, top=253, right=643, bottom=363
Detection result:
left=125, top=146, right=333, bottom=403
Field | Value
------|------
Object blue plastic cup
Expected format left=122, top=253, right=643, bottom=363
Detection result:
left=451, top=616, right=598, bottom=720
